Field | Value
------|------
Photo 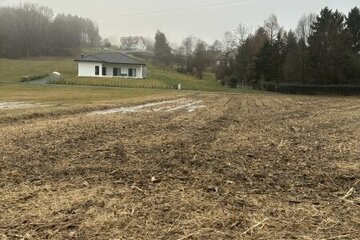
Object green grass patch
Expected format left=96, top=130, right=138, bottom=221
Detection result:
left=46, top=61, right=226, bottom=91
left=49, top=62, right=256, bottom=92
left=0, top=57, right=76, bottom=83
left=0, top=56, right=257, bottom=93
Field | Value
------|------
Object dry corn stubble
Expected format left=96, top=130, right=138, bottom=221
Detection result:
left=0, top=93, right=359, bottom=239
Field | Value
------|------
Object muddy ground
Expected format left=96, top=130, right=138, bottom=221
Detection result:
left=0, top=93, right=359, bottom=239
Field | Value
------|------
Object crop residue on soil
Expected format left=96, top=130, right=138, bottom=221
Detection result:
left=0, top=93, right=359, bottom=239
left=88, top=98, right=206, bottom=115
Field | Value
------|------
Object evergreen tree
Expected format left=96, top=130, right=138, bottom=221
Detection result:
left=297, top=38, right=309, bottom=84
left=347, top=7, right=360, bottom=54
left=255, top=31, right=286, bottom=83
left=295, top=14, right=316, bottom=84
left=254, top=40, right=274, bottom=82
left=308, top=7, right=353, bottom=84
left=273, top=32, right=287, bottom=82
left=234, top=27, right=267, bottom=87
left=154, top=30, right=172, bottom=66
left=283, top=31, right=302, bottom=83
left=236, top=38, right=254, bottom=86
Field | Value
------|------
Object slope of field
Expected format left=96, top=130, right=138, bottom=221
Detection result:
left=55, top=67, right=229, bottom=92
left=0, top=93, right=359, bottom=239
left=0, top=57, right=255, bottom=92
left=0, top=57, right=75, bottom=83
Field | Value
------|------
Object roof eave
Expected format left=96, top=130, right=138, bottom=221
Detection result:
left=75, top=59, right=146, bottom=65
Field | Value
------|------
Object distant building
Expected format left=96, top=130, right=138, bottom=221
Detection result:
left=216, top=52, right=235, bottom=67
left=75, top=52, right=147, bottom=79
left=120, top=36, right=147, bottom=51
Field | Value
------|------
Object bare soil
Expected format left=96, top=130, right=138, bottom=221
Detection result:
left=0, top=93, right=359, bottom=239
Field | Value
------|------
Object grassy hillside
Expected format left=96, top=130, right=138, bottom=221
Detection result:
left=0, top=56, right=256, bottom=93
left=56, top=65, right=227, bottom=91
left=0, top=57, right=76, bottom=83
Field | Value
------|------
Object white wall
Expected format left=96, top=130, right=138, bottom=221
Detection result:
left=78, top=62, right=145, bottom=79
left=104, top=64, right=144, bottom=79
left=78, top=62, right=102, bottom=77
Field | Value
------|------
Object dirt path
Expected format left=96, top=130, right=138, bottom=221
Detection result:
left=0, top=93, right=359, bottom=239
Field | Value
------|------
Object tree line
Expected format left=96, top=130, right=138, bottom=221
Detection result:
left=0, top=3, right=101, bottom=57
left=153, top=7, right=360, bottom=86
left=152, top=30, right=222, bottom=79
left=1, top=3, right=358, bottom=86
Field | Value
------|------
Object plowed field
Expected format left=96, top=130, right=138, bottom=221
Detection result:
left=1, top=93, right=359, bottom=239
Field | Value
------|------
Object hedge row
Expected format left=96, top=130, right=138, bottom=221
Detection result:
left=262, top=82, right=360, bottom=96
left=20, top=74, right=49, bottom=82
left=49, top=79, right=178, bottom=90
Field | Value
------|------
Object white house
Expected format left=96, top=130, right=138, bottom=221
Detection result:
left=75, top=52, right=147, bottom=79
left=120, top=36, right=147, bottom=51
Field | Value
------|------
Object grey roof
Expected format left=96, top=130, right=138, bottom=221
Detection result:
left=75, top=52, right=145, bottom=65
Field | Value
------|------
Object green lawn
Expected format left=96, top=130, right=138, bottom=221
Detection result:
left=51, top=64, right=256, bottom=93
left=0, top=57, right=76, bottom=83
left=0, top=56, right=257, bottom=93
left=55, top=66, right=224, bottom=90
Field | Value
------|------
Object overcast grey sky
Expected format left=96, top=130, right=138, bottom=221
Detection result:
left=1, top=0, right=359, bottom=45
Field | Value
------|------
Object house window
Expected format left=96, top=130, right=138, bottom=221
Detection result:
left=113, top=68, right=121, bottom=76
left=95, top=66, right=99, bottom=75
left=128, top=68, right=137, bottom=77
left=102, top=67, right=107, bottom=76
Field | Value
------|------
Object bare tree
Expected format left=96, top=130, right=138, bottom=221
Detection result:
left=16, top=3, right=53, bottom=56
left=264, top=14, right=281, bottom=43
left=235, top=23, right=250, bottom=46
left=209, top=40, right=223, bottom=52
left=0, top=3, right=101, bottom=57
left=222, top=31, right=237, bottom=53
left=192, top=40, right=209, bottom=79
left=296, top=13, right=316, bottom=45
left=181, top=36, right=196, bottom=56
left=235, top=27, right=268, bottom=86
left=180, top=36, right=197, bottom=72
left=208, top=39, right=223, bottom=70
